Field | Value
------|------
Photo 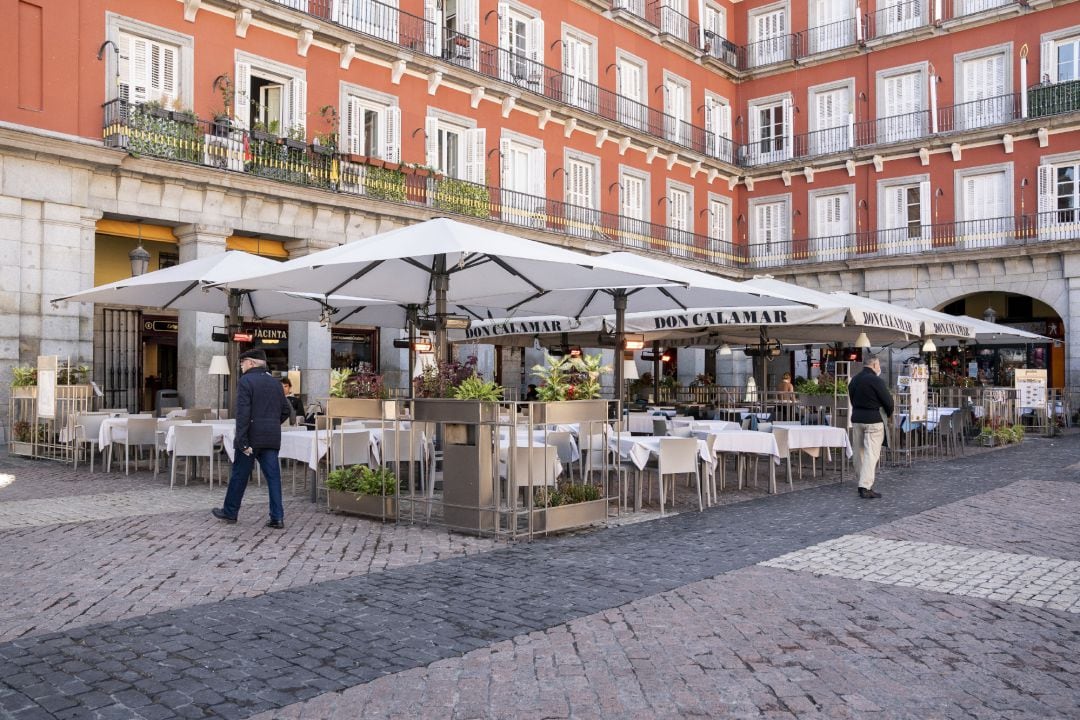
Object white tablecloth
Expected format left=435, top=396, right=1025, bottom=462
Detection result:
left=164, top=420, right=235, bottom=456
left=615, top=436, right=714, bottom=471
left=707, top=430, right=782, bottom=465
left=898, top=406, right=960, bottom=432
left=624, top=414, right=665, bottom=434
left=498, top=429, right=580, bottom=463
left=771, top=425, right=852, bottom=460
left=98, top=416, right=161, bottom=448
left=692, top=419, right=742, bottom=434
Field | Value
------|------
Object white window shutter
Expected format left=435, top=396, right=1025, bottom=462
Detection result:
left=1037, top=164, right=1054, bottom=216
left=782, top=97, right=793, bottom=153
left=499, top=137, right=513, bottom=187
left=527, top=18, right=544, bottom=65
left=461, top=0, right=479, bottom=39
left=1041, top=40, right=1056, bottom=84
left=234, top=60, right=251, bottom=129
left=346, top=97, right=363, bottom=155
left=884, top=186, right=902, bottom=228
left=464, top=128, right=486, bottom=183
left=778, top=202, right=789, bottom=242
left=288, top=78, right=307, bottom=136
left=424, top=0, right=442, bottom=56
left=919, top=180, right=931, bottom=227
left=129, top=36, right=150, bottom=105
left=383, top=106, right=401, bottom=163
left=498, top=2, right=511, bottom=48
left=529, top=147, right=546, bottom=197
left=425, top=116, right=440, bottom=168
left=563, top=36, right=577, bottom=77
left=151, top=42, right=177, bottom=104
left=719, top=103, right=731, bottom=139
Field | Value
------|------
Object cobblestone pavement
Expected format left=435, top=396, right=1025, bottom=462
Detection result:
left=1, top=437, right=1079, bottom=719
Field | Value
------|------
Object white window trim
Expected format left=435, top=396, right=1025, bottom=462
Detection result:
left=876, top=172, right=930, bottom=227
left=662, top=70, right=692, bottom=117
left=952, top=43, right=1013, bottom=105
left=615, top=49, right=647, bottom=89
left=703, top=2, right=727, bottom=39
left=1040, top=149, right=1080, bottom=166
left=426, top=107, right=478, bottom=130
left=748, top=0, right=790, bottom=43
left=619, top=165, right=651, bottom=223
left=953, top=162, right=1015, bottom=219
left=875, top=61, right=929, bottom=119
left=807, top=78, right=855, bottom=132
left=340, top=82, right=399, bottom=159
left=105, top=12, right=195, bottom=107
left=665, top=179, right=695, bottom=230
left=807, top=184, right=856, bottom=237
left=1039, top=25, right=1080, bottom=84
left=561, top=24, right=599, bottom=84
left=501, top=129, right=542, bottom=149
left=236, top=51, right=305, bottom=87
left=706, top=192, right=733, bottom=243
left=563, top=148, right=601, bottom=209
left=747, top=193, right=793, bottom=243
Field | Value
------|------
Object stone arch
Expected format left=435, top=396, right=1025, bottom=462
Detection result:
left=916, top=262, right=1068, bottom=329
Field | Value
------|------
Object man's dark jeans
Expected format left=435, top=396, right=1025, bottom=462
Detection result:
left=223, top=448, right=284, bottom=521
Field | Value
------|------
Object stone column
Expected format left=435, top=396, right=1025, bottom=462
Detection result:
left=1064, top=254, right=1080, bottom=394
left=175, top=224, right=229, bottom=410
left=288, top=321, right=332, bottom=406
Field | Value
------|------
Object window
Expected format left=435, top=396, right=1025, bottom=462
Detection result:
left=118, top=32, right=178, bottom=107
left=749, top=5, right=789, bottom=67
left=809, top=82, right=852, bottom=155
left=344, top=92, right=400, bottom=162
left=620, top=168, right=650, bottom=248
left=333, top=0, right=399, bottom=43
left=809, top=186, right=854, bottom=260
left=878, top=177, right=930, bottom=254
left=956, top=47, right=1010, bottom=130
left=426, top=114, right=485, bottom=182
left=663, top=74, right=691, bottom=146
left=498, top=3, right=544, bottom=90
left=1038, top=160, right=1080, bottom=228
left=563, top=30, right=596, bottom=112
left=957, top=166, right=1011, bottom=248
left=500, top=134, right=546, bottom=226
left=707, top=195, right=731, bottom=253
left=1042, top=34, right=1080, bottom=83
left=612, top=0, right=646, bottom=19
left=667, top=184, right=692, bottom=233
left=747, top=96, right=792, bottom=165
left=703, top=3, right=726, bottom=44
left=616, top=54, right=647, bottom=131
left=748, top=196, right=791, bottom=268
left=877, top=0, right=923, bottom=37
left=434, top=0, right=479, bottom=69
left=808, top=0, right=854, bottom=53
left=704, top=95, right=733, bottom=162
left=659, top=0, right=691, bottom=43
left=235, top=56, right=306, bottom=136
left=564, top=154, right=599, bottom=238
left=876, top=66, right=926, bottom=143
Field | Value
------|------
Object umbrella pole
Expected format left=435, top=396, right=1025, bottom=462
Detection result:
left=407, top=319, right=416, bottom=399
left=613, top=291, right=626, bottom=408
left=434, top=254, right=448, bottom=365
left=652, top=340, right=661, bottom=403
left=759, top=326, right=768, bottom=415
left=225, top=290, right=242, bottom=414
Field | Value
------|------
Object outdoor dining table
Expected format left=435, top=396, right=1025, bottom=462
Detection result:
left=701, top=430, right=783, bottom=495
left=163, top=419, right=236, bottom=457
left=97, top=415, right=161, bottom=449
left=624, top=413, right=664, bottom=434
left=613, top=435, right=714, bottom=511
left=897, top=407, right=961, bottom=432
left=691, top=419, right=742, bottom=433
left=497, top=429, right=580, bottom=463
left=770, top=424, right=851, bottom=486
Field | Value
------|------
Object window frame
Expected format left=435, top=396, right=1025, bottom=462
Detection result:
left=105, top=13, right=194, bottom=108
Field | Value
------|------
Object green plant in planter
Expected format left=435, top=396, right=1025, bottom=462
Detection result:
left=531, top=353, right=610, bottom=401
left=344, top=370, right=386, bottom=399
left=329, top=368, right=352, bottom=398
left=534, top=481, right=600, bottom=508
left=1010, top=423, right=1025, bottom=444
left=365, top=165, right=407, bottom=201
left=11, top=365, right=36, bottom=387
left=327, top=464, right=397, bottom=496
left=994, top=426, right=1014, bottom=446
left=451, top=373, right=503, bottom=401
left=432, top=177, right=490, bottom=218
left=13, top=420, right=32, bottom=443
left=531, top=354, right=571, bottom=401
left=58, top=363, right=90, bottom=385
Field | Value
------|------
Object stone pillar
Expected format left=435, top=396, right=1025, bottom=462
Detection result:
left=380, top=329, right=409, bottom=394
left=288, top=321, right=331, bottom=406
left=175, top=224, right=229, bottom=409
left=1064, top=254, right=1080, bottom=394
left=498, top=346, right=524, bottom=396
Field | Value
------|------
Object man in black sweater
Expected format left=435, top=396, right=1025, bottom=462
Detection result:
left=847, top=355, right=894, bottom=499
left=213, top=348, right=292, bottom=528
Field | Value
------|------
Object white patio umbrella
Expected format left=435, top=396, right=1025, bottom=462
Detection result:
left=208, top=218, right=681, bottom=392
left=917, top=307, right=1051, bottom=346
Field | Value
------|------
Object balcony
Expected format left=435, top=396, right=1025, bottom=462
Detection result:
left=863, top=0, right=928, bottom=42
left=1029, top=80, right=1080, bottom=120
left=647, top=1, right=700, bottom=48
left=102, top=99, right=1079, bottom=275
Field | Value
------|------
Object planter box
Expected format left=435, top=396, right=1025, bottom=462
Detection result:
left=325, top=398, right=396, bottom=420
left=328, top=489, right=397, bottom=519
left=311, top=143, right=336, bottom=156
left=57, top=385, right=93, bottom=400
left=282, top=138, right=307, bottom=151
left=523, top=400, right=610, bottom=424
left=413, top=399, right=499, bottom=424
left=171, top=110, right=197, bottom=124
left=11, top=386, right=37, bottom=399
left=10, top=441, right=34, bottom=456
left=250, top=129, right=278, bottom=143
left=530, top=498, right=608, bottom=533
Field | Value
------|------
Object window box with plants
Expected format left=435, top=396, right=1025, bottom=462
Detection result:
left=281, top=125, right=308, bottom=151
left=412, top=358, right=502, bottom=424
left=529, top=482, right=607, bottom=533
left=250, top=119, right=280, bottom=143
left=794, top=378, right=849, bottom=419
left=326, top=464, right=397, bottom=520
left=324, top=368, right=394, bottom=420
left=11, top=365, right=37, bottom=398
left=311, top=104, right=339, bottom=156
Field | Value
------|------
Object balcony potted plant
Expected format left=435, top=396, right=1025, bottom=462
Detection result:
left=169, top=98, right=197, bottom=126
left=282, top=124, right=307, bottom=151
left=11, top=365, right=37, bottom=398
left=210, top=74, right=235, bottom=136
left=250, top=118, right=280, bottom=143
left=311, top=105, right=338, bottom=156
left=531, top=481, right=606, bottom=533
left=327, top=464, right=397, bottom=519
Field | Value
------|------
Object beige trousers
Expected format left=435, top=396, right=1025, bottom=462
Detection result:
left=852, top=422, right=885, bottom=490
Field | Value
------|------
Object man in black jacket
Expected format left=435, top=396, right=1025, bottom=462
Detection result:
left=213, top=348, right=291, bottom=528
left=848, top=355, right=894, bottom=499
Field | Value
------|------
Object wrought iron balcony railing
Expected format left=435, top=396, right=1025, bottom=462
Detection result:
left=103, top=99, right=1080, bottom=274
left=863, top=0, right=927, bottom=41
left=1029, top=80, right=1080, bottom=120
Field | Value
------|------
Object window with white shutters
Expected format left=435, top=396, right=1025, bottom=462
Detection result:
left=1037, top=161, right=1079, bottom=229
left=663, top=76, right=690, bottom=146
left=749, top=199, right=790, bottom=268
left=1043, top=35, right=1080, bottom=84
left=877, top=69, right=924, bottom=143
left=616, top=56, right=646, bottom=130
left=443, top=0, right=479, bottom=69
left=704, top=96, right=733, bottom=162
left=660, top=0, right=691, bottom=42
left=426, top=116, right=481, bottom=180
left=748, top=98, right=792, bottom=164
left=811, top=189, right=852, bottom=259
left=879, top=0, right=922, bottom=35
left=960, top=170, right=1009, bottom=248
left=345, top=95, right=400, bottom=162
left=499, top=4, right=543, bottom=90
left=810, top=86, right=850, bottom=155
left=809, top=0, right=854, bottom=53
left=880, top=179, right=929, bottom=254
left=959, top=53, right=1007, bottom=129
left=750, top=7, right=788, bottom=67
left=500, top=136, right=545, bottom=226
left=619, top=170, right=649, bottom=248
left=563, top=32, right=595, bottom=112
left=707, top=197, right=729, bottom=248
left=565, top=156, right=598, bottom=237
left=703, top=3, right=726, bottom=44
left=668, top=186, right=691, bottom=233
left=118, top=32, right=179, bottom=107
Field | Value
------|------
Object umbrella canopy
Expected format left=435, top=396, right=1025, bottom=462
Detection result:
left=917, top=308, right=1051, bottom=346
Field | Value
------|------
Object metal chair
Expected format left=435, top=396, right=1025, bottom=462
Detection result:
left=71, top=412, right=108, bottom=473
left=653, top=438, right=702, bottom=515
left=170, top=423, right=217, bottom=488
left=108, top=417, right=159, bottom=475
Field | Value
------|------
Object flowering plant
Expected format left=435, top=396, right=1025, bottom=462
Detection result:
left=531, top=353, right=611, bottom=401
left=413, top=356, right=479, bottom=398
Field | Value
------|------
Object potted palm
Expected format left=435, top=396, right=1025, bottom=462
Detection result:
left=327, top=464, right=397, bottom=519
left=527, top=353, right=612, bottom=423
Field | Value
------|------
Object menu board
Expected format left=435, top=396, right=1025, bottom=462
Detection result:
left=909, top=364, right=929, bottom=423
left=1015, top=368, right=1047, bottom=411
left=37, top=355, right=58, bottom=419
